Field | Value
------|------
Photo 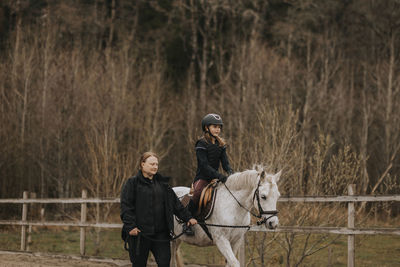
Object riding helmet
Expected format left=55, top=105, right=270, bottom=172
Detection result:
left=201, top=113, right=223, bottom=131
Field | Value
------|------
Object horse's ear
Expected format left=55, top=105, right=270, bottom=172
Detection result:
left=254, top=164, right=262, bottom=172
left=274, top=170, right=282, bottom=183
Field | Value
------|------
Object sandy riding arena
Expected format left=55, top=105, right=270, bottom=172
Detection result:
left=0, top=251, right=210, bottom=267
left=0, top=251, right=130, bottom=267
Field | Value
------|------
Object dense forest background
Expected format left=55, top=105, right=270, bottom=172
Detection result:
left=0, top=0, right=399, bottom=211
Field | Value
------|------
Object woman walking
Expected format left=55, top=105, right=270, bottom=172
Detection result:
left=120, top=152, right=197, bottom=267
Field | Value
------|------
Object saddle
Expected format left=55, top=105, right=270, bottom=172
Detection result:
left=179, top=179, right=219, bottom=241
left=181, top=179, right=219, bottom=221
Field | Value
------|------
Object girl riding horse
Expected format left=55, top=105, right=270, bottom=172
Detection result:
left=188, top=113, right=234, bottom=217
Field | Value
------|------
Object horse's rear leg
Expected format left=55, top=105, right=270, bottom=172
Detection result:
left=215, top=237, right=240, bottom=267
left=170, top=239, right=183, bottom=267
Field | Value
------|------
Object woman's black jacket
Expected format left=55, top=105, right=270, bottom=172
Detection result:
left=120, top=171, right=192, bottom=239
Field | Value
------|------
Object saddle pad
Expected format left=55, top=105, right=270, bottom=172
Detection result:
left=199, top=188, right=217, bottom=220
left=178, top=180, right=218, bottom=221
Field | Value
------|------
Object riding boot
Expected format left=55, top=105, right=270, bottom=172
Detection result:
left=187, top=199, right=197, bottom=217
left=183, top=199, right=196, bottom=236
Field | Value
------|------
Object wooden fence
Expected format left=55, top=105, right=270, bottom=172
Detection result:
left=0, top=184, right=399, bottom=267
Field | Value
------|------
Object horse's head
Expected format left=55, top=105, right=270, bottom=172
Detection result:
left=253, top=170, right=281, bottom=229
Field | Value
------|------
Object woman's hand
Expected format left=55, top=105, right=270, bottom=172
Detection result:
left=187, top=218, right=197, bottom=226
left=129, top=227, right=141, bottom=236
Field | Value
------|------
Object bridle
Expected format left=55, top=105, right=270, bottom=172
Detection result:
left=252, top=177, right=279, bottom=225
left=223, top=173, right=278, bottom=226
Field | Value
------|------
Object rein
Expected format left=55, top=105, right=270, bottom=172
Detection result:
left=223, top=178, right=278, bottom=224
left=124, top=229, right=186, bottom=251
left=125, top=220, right=252, bottom=251
left=223, top=183, right=261, bottom=218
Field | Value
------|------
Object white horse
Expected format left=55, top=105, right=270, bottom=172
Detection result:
left=171, top=168, right=281, bottom=267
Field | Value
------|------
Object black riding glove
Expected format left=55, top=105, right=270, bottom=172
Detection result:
left=219, top=175, right=228, bottom=183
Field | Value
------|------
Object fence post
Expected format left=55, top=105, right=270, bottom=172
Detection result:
left=80, top=189, right=87, bottom=256
left=20, top=191, right=28, bottom=251
left=27, top=192, right=36, bottom=251
left=40, top=207, right=45, bottom=222
left=348, top=184, right=355, bottom=267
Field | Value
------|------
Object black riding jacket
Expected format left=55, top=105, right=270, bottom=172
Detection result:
left=120, top=171, right=192, bottom=237
left=194, top=138, right=233, bottom=182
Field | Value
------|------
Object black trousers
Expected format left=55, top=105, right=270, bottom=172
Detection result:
left=127, top=232, right=171, bottom=267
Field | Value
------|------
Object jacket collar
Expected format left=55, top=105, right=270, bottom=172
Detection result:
left=137, top=170, right=170, bottom=184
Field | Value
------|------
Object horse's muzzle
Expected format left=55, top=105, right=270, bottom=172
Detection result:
left=257, top=210, right=279, bottom=229
left=256, top=216, right=279, bottom=229
left=267, top=218, right=279, bottom=229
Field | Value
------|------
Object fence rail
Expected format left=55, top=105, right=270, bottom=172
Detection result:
left=0, top=198, right=120, bottom=204
left=1, top=195, right=399, bottom=204
left=1, top=220, right=399, bottom=235
left=0, top=185, right=399, bottom=267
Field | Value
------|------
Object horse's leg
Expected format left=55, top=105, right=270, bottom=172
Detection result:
left=215, top=237, right=240, bottom=267
left=170, top=239, right=182, bottom=267
left=232, top=236, right=245, bottom=266
left=176, top=243, right=184, bottom=267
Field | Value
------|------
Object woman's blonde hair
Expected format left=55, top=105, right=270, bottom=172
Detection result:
left=138, top=151, right=159, bottom=170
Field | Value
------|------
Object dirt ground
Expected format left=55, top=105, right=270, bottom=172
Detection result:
left=0, top=251, right=209, bottom=267
left=0, top=251, right=130, bottom=267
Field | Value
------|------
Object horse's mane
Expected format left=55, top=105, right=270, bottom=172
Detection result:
left=224, top=169, right=259, bottom=191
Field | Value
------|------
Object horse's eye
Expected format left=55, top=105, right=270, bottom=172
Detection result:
left=261, top=195, right=267, bottom=200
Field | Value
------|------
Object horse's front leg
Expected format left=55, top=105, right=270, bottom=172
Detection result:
left=232, top=235, right=244, bottom=259
left=170, top=239, right=183, bottom=267
left=215, top=236, right=240, bottom=267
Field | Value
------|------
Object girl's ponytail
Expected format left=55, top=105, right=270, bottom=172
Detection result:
left=204, top=132, right=226, bottom=147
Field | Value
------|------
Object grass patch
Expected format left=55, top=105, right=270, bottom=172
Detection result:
left=180, top=242, right=225, bottom=265
left=243, top=234, right=400, bottom=267
left=0, top=226, right=129, bottom=259
left=0, top=227, right=399, bottom=266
